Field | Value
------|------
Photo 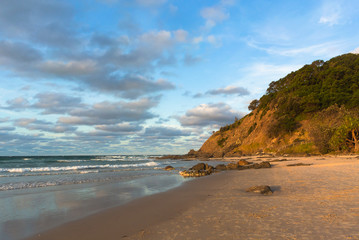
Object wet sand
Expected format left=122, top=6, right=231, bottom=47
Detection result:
left=28, top=155, right=359, bottom=240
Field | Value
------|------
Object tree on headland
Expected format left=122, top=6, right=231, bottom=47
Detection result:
left=248, top=99, right=260, bottom=111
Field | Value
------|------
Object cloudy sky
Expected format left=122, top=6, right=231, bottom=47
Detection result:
left=1, top=0, right=359, bottom=155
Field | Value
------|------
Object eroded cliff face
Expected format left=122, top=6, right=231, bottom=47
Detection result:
left=193, top=108, right=315, bottom=157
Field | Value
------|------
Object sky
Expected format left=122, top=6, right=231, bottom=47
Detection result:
left=1, top=0, right=359, bottom=155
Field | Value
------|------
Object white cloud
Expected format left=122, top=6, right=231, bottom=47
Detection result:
left=5, top=97, right=30, bottom=109
left=183, top=54, right=202, bottom=66
left=193, top=36, right=204, bottom=44
left=319, top=15, right=340, bottom=26
left=177, top=103, right=243, bottom=127
left=201, top=6, right=228, bottom=22
left=200, top=5, right=229, bottom=28
left=169, top=4, right=178, bottom=13
left=59, top=97, right=159, bottom=126
left=140, top=30, right=173, bottom=49
left=247, top=40, right=346, bottom=58
left=206, top=86, right=250, bottom=96
left=352, top=47, right=359, bottom=54
left=40, top=60, right=97, bottom=76
left=14, top=118, right=77, bottom=133
left=207, top=35, right=222, bottom=47
left=318, top=1, right=341, bottom=26
left=173, top=29, right=188, bottom=42
left=95, top=123, right=143, bottom=133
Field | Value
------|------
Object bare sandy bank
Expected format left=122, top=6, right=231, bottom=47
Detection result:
left=28, top=155, right=359, bottom=240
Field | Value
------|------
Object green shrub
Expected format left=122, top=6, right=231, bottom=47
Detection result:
left=247, top=122, right=257, bottom=136
left=217, top=137, right=228, bottom=147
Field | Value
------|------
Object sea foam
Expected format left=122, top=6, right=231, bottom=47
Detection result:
left=0, top=161, right=159, bottom=173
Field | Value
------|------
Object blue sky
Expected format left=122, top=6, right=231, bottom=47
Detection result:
left=1, top=0, right=359, bottom=155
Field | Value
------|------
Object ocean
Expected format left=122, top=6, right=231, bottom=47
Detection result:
left=0, top=155, right=223, bottom=240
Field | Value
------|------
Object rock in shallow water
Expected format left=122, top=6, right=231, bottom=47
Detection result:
left=164, top=165, right=175, bottom=170
left=190, top=163, right=207, bottom=171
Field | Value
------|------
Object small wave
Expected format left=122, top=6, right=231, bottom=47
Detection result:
left=57, top=160, right=85, bottom=163
left=0, top=161, right=159, bottom=173
left=78, top=170, right=99, bottom=174
left=0, top=179, right=91, bottom=191
left=57, top=156, right=127, bottom=162
left=23, top=158, right=32, bottom=161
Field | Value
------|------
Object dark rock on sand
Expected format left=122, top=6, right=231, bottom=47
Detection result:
left=252, top=161, right=271, bottom=169
left=179, top=170, right=210, bottom=177
left=237, top=159, right=250, bottom=166
left=180, top=163, right=214, bottom=177
left=226, top=162, right=239, bottom=170
left=270, top=158, right=288, bottom=162
left=215, top=164, right=227, bottom=170
left=164, top=166, right=174, bottom=170
left=287, top=163, right=312, bottom=167
left=246, top=185, right=273, bottom=195
left=179, top=161, right=272, bottom=177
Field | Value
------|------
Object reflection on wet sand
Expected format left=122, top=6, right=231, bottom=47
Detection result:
left=0, top=175, right=186, bottom=240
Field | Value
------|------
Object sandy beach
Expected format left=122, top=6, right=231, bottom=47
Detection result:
left=28, top=155, right=359, bottom=240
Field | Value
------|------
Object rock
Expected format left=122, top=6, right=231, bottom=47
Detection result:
left=189, top=163, right=214, bottom=172
left=246, top=185, right=273, bottom=195
left=187, top=149, right=197, bottom=157
left=215, top=164, right=227, bottom=170
left=224, top=152, right=242, bottom=157
left=226, top=162, right=239, bottom=170
left=237, top=159, right=250, bottom=166
left=164, top=165, right=174, bottom=170
left=287, top=163, right=312, bottom=167
left=180, top=163, right=214, bottom=177
left=256, top=150, right=264, bottom=155
left=179, top=170, right=210, bottom=177
left=270, top=158, right=288, bottom=162
left=252, top=161, right=271, bottom=169
left=155, top=155, right=184, bottom=160
left=190, top=163, right=206, bottom=171
left=206, top=164, right=214, bottom=173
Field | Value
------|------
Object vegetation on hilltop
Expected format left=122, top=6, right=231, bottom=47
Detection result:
left=256, top=53, right=359, bottom=153
left=257, top=54, right=359, bottom=135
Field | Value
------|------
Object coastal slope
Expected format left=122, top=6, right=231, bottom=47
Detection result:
left=190, top=53, right=359, bottom=157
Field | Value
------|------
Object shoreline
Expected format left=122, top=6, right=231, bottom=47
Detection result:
left=28, top=155, right=359, bottom=239
left=27, top=171, right=231, bottom=240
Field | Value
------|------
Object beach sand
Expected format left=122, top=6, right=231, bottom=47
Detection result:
left=28, top=155, right=359, bottom=240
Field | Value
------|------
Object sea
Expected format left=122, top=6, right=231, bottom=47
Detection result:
left=0, top=155, right=224, bottom=240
